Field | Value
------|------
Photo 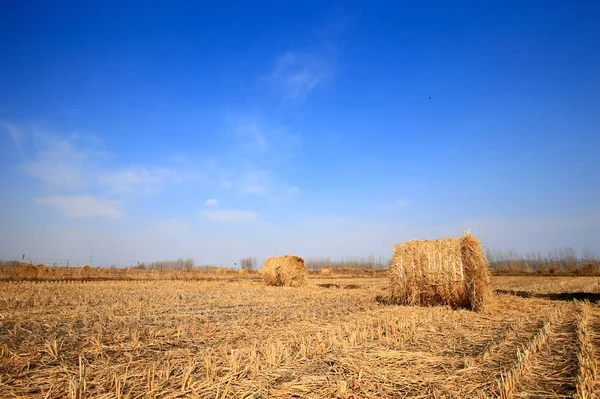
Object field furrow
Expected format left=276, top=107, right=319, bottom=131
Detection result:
left=446, top=297, right=560, bottom=397
left=588, top=304, right=600, bottom=398
left=486, top=304, right=565, bottom=398
left=511, top=304, right=577, bottom=398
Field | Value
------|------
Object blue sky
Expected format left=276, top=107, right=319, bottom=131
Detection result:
left=1, top=1, right=599, bottom=266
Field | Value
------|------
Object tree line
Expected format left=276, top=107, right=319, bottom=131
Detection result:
left=484, top=247, right=599, bottom=272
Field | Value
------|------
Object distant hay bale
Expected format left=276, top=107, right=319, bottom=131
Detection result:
left=17, top=263, right=38, bottom=280
left=80, top=265, right=93, bottom=279
left=239, top=269, right=250, bottom=275
left=389, top=233, right=491, bottom=311
left=320, top=268, right=332, bottom=276
left=35, top=264, right=50, bottom=277
left=259, top=255, right=307, bottom=287
left=215, top=268, right=227, bottom=275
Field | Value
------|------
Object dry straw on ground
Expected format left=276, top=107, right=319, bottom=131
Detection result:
left=3, top=277, right=595, bottom=398
left=260, top=255, right=307, bottom=287
left=389, top=232, right=491, bottom=310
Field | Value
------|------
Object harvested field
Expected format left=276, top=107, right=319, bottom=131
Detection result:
left=1, top=275, right=599, bottom=398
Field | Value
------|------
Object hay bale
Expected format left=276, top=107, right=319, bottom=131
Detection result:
left=80, top=265, right=93, bottom=279
left=259, top=255, right=307, bottom=287
left=16, top=263, right=38, bottom=280
left=35, top=264, right=50, bottom=276
left=389, top=233, right=491, bottom=311
left=239, top=269, right=250, bottom=275
left=320, top=268, right=333, bottom=276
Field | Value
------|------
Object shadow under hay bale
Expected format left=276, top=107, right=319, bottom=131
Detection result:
left=388, top=233, right=492, bottom=311
left=259, top=255, right=307, bottom=287
left=318, top=283, right=362, bottom=290
left=495, top=289, right=600, bottom=303
left=318, top=283, right=341, bottom=289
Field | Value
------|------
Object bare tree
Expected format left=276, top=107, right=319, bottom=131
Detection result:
left=240, top=257, right=256, bottom=271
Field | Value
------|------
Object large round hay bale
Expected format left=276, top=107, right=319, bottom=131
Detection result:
left=320, top=268, right=332, bottom=276
left=259, top=255, right=307, bottom=287
left=80, top=265, right=93, bottom=279
left=16, top=263, right=38, bottom=280
left=389, top=233, right=491, bottom=311
left=239, top=269, right=250, bottom=275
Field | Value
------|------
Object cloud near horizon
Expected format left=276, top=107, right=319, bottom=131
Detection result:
left=98, top=167, right=181, bottom=195
left=2, top=121, right=300, bottom=225
left=36, top=196, right=122, bottom=219
left=202, top=209, right=258, bottom=223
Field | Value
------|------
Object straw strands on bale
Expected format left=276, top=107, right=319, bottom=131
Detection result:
left=389, top=232, right=491, bottom=310
left=260, top=255, right=307, bottom=287
left=36, top=264, right=49, bottom=276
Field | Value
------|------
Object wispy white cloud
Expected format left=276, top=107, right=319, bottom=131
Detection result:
left=98, top=167, right=181, bottom=195
left=8, top=122, right=299, bottom=225
left=36, top=196, right=121, bottom=219
left=270, top=51, right=333, bottom=102
left=24, top=136, right=88, bottom=189
left=228, top=116, right=301, bottom=155
left=237, top=170, right=272, bottom=195
left=205, top=198, right=219, bottom=207
left=222, top=170, right=273, bottom=195
left=17, top=126, right=181, bottom=198
left=0, top=122, right=25, bottom=154
left=202, top=209, right=258, bottom=223
left=218, top=166, right=299, bottom=200
left=234, top=121, right=270, bottom=153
